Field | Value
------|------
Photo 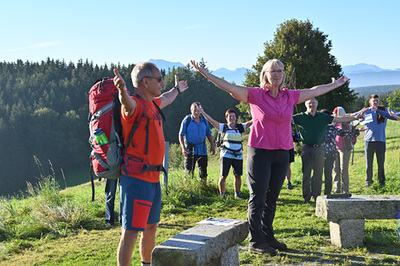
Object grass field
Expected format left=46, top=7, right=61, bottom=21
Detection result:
left=1, top=121, right=400, bottom=265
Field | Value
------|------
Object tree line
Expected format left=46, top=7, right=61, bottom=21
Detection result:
left=0, top=58, right=238, bottom=196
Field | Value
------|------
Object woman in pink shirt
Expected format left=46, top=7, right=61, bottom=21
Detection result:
left=191, top=59, right=348, bottom=255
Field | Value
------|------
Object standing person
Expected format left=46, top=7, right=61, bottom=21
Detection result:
left=292, top=99, right=362, bottom=204
left=113, top=62, right=188, bottom=266
left=179, top=102, right=215, bottom=183
left=320, top=109, right=361, bottom=195
left=199, top=106, right=252, bottom=199
left=361, top=94, right=388, bottom=187
left=332, top=107, right=361, bottom=194
left=191, top=58, right=350, bottom=256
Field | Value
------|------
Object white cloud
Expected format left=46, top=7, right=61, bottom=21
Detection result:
left=0, top=41, right=61, bottom=53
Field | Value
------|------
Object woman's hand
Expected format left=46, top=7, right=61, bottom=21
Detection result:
left=190, top=60, right=208, bottom=75
left=331, top=76, right=348, bottom=87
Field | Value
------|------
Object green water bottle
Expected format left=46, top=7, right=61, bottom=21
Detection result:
left=94, top=128, right=109, bottom=145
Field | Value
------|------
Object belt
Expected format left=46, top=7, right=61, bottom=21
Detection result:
left=304, top=143, right=321, bottom=148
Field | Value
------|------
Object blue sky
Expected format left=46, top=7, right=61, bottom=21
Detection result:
left=1, top=0, right=399, bottom=71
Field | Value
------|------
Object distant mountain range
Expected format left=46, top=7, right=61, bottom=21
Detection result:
left=149, top=59, right=400, bottom=91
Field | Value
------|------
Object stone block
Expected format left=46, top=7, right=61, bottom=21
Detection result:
left=152, top=218, right=248, bottom=266
left=316, top=195, right=400, bottom=222
left=330, top=219, right=365, bottom=248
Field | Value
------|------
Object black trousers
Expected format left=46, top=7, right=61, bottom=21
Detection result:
left=246, top=147, right=289, bottom=245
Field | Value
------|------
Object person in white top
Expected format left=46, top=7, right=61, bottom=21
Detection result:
left=199, top=105, right=252, bottom=199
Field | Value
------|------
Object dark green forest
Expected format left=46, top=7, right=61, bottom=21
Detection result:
left=0, top=59, right=238, bottom=196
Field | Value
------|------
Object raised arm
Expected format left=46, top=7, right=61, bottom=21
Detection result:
left=197, top=105, right=220, bottom=129
left=159, top=75, right=189, bottom=109
left=333, top=108, right=366, bottom=123
left=297, top=77, right=348, bottom=104
left=191, top=60, right=249, bottom=102
left=245, top=120, right=253, bottom=129
left=389, top=110, right=400, bottom=121
left=376, top=108, right=400, bottom=121
left=114, top=69, right=137, bottom=117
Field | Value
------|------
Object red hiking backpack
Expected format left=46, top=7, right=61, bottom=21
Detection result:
left=88, top=78, right=167, bottom=200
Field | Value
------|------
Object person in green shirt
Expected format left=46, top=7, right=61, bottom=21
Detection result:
left=293, top=98, right=364, bottom=203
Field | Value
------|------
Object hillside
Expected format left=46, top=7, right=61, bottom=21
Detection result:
left=353, top=84, right=400, bottom=97
left=1, top=121, right=400, bottom=265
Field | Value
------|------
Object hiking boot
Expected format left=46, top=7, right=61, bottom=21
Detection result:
left=249, top=243, right=277, bottom=256
left=267, top=238, right=287, bottom=251
left=286, top=181, right=293, bottom=190
left=235, top=193, right=244, bottom=200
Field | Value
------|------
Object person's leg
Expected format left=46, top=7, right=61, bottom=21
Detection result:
left=301, top=145, right=313, bottom=202
left=184, top=153, right=195, bottom=179
left=365, top=141, right=375, bottom=186
left=375, top=141, right=386, bottom=185
left=219, top=157, right=231, bottom=197
left=232, top=158, right=243, bottom=198
left=324, top=153, right=335, bottom=195
left=139, top=223, right=158, bottom=264
left=261, top=150, right=289, bottom=242
left=311, top=147, right=325, bottom=199
left=117, top=229, right=139, bottom=266
left=197, top=155, right=208, bottom=183
left=286, top=148, right=294, bottom=189
left=333, top=151, right=341, bottom=193
left=105, top=178, right=118, bottom=225
left=341, top=149, right=351, bottom=193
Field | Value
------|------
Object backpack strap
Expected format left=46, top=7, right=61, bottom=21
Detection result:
left=237, top=123, right=245, bottom=133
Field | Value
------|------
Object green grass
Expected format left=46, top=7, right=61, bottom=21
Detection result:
left=1, top=121, right=400, bottom=265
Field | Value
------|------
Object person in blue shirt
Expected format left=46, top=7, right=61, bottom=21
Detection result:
left=360, top=94, right=388, bottom=187
left=179, top=102, right=215, bottom=183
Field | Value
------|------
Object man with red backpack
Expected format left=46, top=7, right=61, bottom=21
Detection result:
left=113, top=63, right=188, bottom=266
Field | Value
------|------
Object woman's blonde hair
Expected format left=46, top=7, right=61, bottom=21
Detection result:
left=259, top=59, right=286, bottom=88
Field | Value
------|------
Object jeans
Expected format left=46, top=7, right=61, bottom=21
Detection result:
left=246, top=147, right=289, bottom=245
left=365, top=141, right=386, bottom=185
left=105, top=178, right=118, bottom=224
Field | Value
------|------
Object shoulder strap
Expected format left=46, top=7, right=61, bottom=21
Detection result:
left=185, top=115, right=192, bottom=131
left=222, top=124, right=229, bottom=133
left=236, top=123, right=245, bottom=133
left=121, top=94, right=147, bottom=157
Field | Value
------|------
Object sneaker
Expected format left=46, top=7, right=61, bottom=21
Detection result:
left=286, top=181, right=293, bottom=190
left=235, top=193, right=244, bottom=200
left=267, top=238, right=288, bottom=251
left=249, top=243, right=277, bottom=256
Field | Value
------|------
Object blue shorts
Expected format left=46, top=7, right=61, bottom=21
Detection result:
left=119, top=174, right=161, bottom=231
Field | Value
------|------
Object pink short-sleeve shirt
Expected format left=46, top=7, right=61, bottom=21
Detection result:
left=247, top=87, right=300, bottom=150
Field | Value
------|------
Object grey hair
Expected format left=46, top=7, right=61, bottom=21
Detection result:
left=259, top=59, right=286, bottom=88
left=131, top=62, right=158, bottom=88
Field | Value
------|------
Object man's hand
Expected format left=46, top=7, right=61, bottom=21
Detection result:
left=182, top=147, right=189, bottom=157
left=210, top=146, right=215, bottom=155
left=113, top=69, right=127, bottom=92
left=175, top=75, right=189, bottom=93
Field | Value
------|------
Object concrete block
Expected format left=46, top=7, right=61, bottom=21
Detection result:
left=316, top=195, right=400, bottom=222
left=152, top=218, right=248, bottom=266
left=330, top=219, right=365, bottom=248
